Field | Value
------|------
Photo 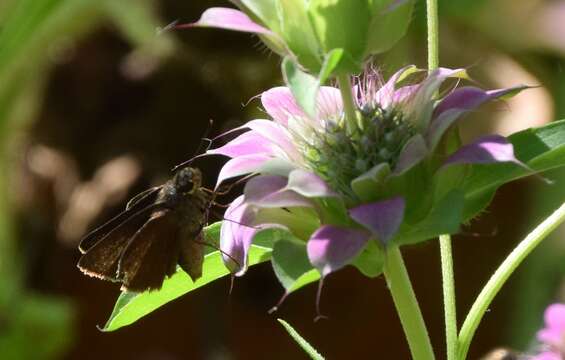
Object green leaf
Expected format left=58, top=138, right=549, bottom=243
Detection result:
left=103, top=245, right=271, bottom=331
left=365, top=0, right=415, bottom=55
left=395, top=189, right=465, bottom=245
left=271, top=237, right=319, bottom=293
left=277, top=319, right=325, bottom=360
left=308, top=0, right=370, bottom=73
left=462, top=120, right=565, bottom=220
left=102, top=223, right=290, bottom=331
left=277, top=0, right=322, bottom=73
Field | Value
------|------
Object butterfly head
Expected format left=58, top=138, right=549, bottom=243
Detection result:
left=173, top=167, right=202, bottom=194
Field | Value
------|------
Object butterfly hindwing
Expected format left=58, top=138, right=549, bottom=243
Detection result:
left=178, top=230, right=204, bottom=282
left=117, top=210, right=181, bottom=292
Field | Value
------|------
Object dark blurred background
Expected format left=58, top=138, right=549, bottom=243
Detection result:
left=1, top=0, right=564, bottom=359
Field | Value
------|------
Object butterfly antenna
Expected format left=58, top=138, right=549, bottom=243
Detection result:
left=156, top=20, right=179, bottom=35
left=171, top=119, right=214, bottom=172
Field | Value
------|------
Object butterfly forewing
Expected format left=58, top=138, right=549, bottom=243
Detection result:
left=78, top=187, right=162, bottom=253
left=77, top=204, right=162, bottom=281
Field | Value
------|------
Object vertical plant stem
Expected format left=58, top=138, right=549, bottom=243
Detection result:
left=384, top=246, right=435, bottom=360
left=336, top=73, right=357, bottom=134
left=426, top=0, right=457, bottom=358
left=426, top=0, right=439, bottom=72
left=457, top=202, right=565, bottom=360
left=440, top=235, right=457, bottom=360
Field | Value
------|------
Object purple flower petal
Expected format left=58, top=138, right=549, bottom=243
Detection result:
left=261, top=87, right=305, bottom=126
left=428, top=85, right=529, bottom=149
left=216, top=154, right=271, bottom=187
left=307, top=225, right=371, bottom=276
left=220, top=196, right=258, bottom=276
left=408, top=67, right=468, bottom=128
left=392, top=134, right=428, bottom=175
left=286, top=169, right=338, bottom=198
left=261, top=86, right=343, bottom=126
left=374, top=65, right=418, bottom=108
left=245, top=120, right=298, bottom=159
left=188, top=7, right=272, bottom=34
left=207, top=131, right=277, bottom=158
left=442, top=135, right=525, bottom=167
left=530, top=352, right=562, bottom=360
left=348, top=197, right=405, bottom=245
left=538, top=303, right=565, bottom=347
left=244, top=175, right=312, bottom=208
left=316, top=87, right=343, bottom=122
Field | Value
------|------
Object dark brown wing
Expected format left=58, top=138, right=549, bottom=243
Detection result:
left=77, top=203, right=163, bottom=281
left=78, top=186, right=162, bottom=253
left=117, top=210, right=181, bottom=292
left=178, top=231, right=204, bottom=282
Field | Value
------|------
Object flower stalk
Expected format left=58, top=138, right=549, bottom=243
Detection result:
left=457, top=201, right=565, bottom=360
left=440, top=234, right=457, bottom=360
left=384, top=246, right=436, bottom=360
left=426, top=0, right=458, bottom=358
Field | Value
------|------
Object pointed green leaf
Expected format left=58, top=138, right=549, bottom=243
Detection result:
left=102, top=222, right=278, bottom=331
left=278, top=319, right=325, bottom=360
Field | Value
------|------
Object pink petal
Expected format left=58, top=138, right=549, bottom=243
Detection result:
left=307, top=225, right=371, bottom=276
left=261, top=86, right=342, bottom=126
left=392, top=134, right=428, bottom=175
left=244, top=175, right=312, bottom=208
left=348, top=197, right=405, bottom=245
left=530, top=352, right=562, bottom=360
left=316, top=87, right=343, bottom=122
left=428, top=85, right=529, bottom=149
left=443, top=135, right=524, bottom=167
left=286, top=169, right=338, bottom=198
left=187, top=7, right=271, bottom=34
left=374, top=65, right=418, bottom=108
left=261, top=87, right=305, bottom=126
left=220, top=196, right=258, bottom=275
left=245, top=120, right=298, bottom=160
left=216, top=154, right=271, bottom=187
left=207, top=131, right=277, bottom=158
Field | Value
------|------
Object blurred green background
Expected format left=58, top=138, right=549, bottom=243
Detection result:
left=0, top=0, right=563, bottom=359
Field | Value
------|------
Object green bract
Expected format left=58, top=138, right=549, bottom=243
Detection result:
left=199, top=0, right=415, bottom=74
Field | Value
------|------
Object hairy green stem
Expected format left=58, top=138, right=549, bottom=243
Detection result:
left=440, top=235, right=457, bottom=360
left=457, top=202, right=565, bottom=359
left=336, top=73, right=357, bottom=134
left=427, top=0, right=456, bottom=358
left=426, top=0, right=439, bottom=71
left=384, top=246, right=436, bottom=360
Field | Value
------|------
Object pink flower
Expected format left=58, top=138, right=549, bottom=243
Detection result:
left=533, top=303, right=565, bottom=359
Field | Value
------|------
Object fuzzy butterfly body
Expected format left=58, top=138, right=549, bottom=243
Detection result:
left=77, top=167, right=211, bottom=292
